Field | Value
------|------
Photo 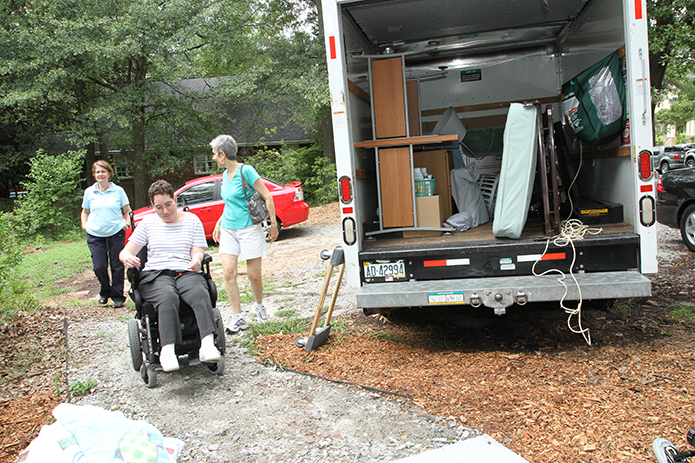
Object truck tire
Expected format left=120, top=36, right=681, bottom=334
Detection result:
left=687, top=157, right=695, bottom=168
left=660, top=161, right=670, bottom=173
left=679, top=204, right=695, bottom=251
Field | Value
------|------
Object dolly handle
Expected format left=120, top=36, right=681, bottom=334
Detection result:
left=323, top=263, right=345, bottom=327
left=309, top=264, right=333, bottom=336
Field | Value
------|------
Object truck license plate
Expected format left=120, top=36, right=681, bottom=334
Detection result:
left=363, top=261, right=406, bottom=281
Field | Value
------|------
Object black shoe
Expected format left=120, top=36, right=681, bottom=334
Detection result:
left=114, top=301, right=125, bottom=308
left=99, top=297, right=108, bottom=305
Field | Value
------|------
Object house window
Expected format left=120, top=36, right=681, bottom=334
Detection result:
left=113, top=163, right=133, bottom=179
left=194, top=153, right=217, bottom=174
left=110, top=152, right=133, bottom=179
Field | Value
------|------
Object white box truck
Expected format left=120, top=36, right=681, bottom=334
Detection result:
left=321, top=0, right=656, bottom=317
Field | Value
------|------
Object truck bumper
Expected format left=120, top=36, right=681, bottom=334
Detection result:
left=356, top=271, right=651, bottom=312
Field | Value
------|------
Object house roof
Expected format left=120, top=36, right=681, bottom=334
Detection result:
left=177, top=78, right=316, bottom=147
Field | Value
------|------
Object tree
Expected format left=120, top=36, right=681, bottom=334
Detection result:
left=648, top=1, right=695, bottom=105
left=0, top=0, right=313, bottom=208
left=196, top=0, right=331, bottom=158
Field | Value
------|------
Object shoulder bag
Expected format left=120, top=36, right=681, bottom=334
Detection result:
left=240, top=165, right=269, bottom=224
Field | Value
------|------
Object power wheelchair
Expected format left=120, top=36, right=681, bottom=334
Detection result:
left=126, top=253, right=226, bottom=388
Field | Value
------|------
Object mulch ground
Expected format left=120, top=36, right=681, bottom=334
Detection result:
left=2, top=204, right=695, bottom=463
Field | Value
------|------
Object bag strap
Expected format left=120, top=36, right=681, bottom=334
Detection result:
left=239, top=165, right=254, bottom=200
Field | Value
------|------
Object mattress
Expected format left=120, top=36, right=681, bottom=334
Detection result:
left=492, top=103, right=539, bottom=239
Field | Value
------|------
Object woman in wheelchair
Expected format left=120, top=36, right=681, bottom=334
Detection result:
left=120, top=180, right=222, bottom=372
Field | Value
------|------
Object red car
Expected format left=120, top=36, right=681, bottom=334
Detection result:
left=128, top=174, right=309, bottom=240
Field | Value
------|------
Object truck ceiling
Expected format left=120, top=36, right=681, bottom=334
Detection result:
left=342, top=0, right=598, bottom=63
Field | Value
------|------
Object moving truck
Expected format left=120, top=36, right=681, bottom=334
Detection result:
left=320, top=0, right=656, bottom=318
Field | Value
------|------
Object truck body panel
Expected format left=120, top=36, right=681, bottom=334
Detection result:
left=322, top=0, right=656, bottom=312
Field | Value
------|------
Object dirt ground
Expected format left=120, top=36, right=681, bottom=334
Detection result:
left=2, top=203, right=695, bottom=463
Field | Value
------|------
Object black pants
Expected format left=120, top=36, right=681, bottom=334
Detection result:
left=138, top=271, right=216, bottom=347
left=87, top=230, right=126, bottom=303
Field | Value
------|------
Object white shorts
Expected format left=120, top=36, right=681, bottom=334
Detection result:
left=219, top=224, right=268, bottom=260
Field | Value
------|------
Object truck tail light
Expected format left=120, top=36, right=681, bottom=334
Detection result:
left=639, top=195, right=656, bottom=226
left=342, top=217, right=356, bottom=245
left=638, top=150, right=653, bottom=180
left=339, top=176, right=352, bottom=203
left=657, top=177, right=664, bottom=193
left=675, top=153, right=680, bottom=160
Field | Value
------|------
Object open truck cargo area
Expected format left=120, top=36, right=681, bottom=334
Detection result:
left=322, top=0, right=657, bottom=313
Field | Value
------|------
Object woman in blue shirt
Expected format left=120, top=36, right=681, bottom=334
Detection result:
left=80, top=160, right=132, bottom=308
left=209, top=135, right=278, bottom=333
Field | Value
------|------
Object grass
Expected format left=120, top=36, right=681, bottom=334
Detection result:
left=667, top=304, right=695, bottom=325
left=241, top=316, right=310, bottom=355
left=1, top=235, right=92, bottom=321
left=18, top=237, right=92, bottom=299
left=215, top=277, right=278, bottom=305
left=609, top=299, right=633, bottom=316
left=70, top=378, right=98, bottom=396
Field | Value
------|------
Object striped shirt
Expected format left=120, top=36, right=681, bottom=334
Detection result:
left=129, top=212, right=207, bottom=271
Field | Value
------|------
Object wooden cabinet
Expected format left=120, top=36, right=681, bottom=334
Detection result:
left=406, top=79, right=420, bottom=136
left=372, top=58, right=407, bottom=139
left=379, top=147, right=414, bottom=227
left=413, top=150, right=454, bottom=219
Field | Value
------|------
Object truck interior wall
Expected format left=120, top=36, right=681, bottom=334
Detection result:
left=348, top=90, right=377, bottom=240
left=418, top=54, right=559, bottom=113
left=574, top=156, right=636, bottom=224
left=558, top=0, right=625, bottom=80
left=555, top=0, right=632, bottom=226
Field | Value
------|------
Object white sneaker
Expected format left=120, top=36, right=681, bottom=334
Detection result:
left=253, top=302, right=270, bottom=322
left=160, top=344, right=179, bottom=372
left=227, top=314, right=248, bottom=333
left=199, top=334, right=222, bottom=363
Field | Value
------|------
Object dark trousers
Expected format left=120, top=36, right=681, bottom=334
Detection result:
left=87, top=230, right=126, bottom=303
left=138, top=271, right=216, bottom=347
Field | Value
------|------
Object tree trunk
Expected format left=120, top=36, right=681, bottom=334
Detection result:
left=84, top=142, right=96, bottom=189
left=132, top=58, right=149, bottom=208
left=132, top=117, right=147, bottom=208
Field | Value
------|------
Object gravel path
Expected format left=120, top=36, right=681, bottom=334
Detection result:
left=69, top=205, right=477, bottom=462
left=66, top=206, right=687, bottom=463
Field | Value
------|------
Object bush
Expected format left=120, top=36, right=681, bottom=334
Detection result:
left=13, top=150, right=85, bottom=238
left=0, top=212, right=37, bottom=320
left=246, top=138, right=338, bottom=206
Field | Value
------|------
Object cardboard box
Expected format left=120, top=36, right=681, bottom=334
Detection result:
left=403, top=195, right=444, bottom=238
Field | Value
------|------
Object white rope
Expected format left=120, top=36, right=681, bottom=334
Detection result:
left=532, top=145, right=601, bottom=345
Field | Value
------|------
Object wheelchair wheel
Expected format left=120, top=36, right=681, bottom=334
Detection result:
left=140, top=363, right=157, bottom=388
left=127, top=319, right=143, bottom=371
left=206, top=357, right=225, bottom=375
left=213, top=307, right=226, bottom=354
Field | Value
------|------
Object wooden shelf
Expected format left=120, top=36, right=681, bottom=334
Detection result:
left=354, top=134, right=458, bottom=149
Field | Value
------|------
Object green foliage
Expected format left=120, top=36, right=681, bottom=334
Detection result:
left=240, top=316, right=309, bottom=355
left=275, top=308, right=298, bottom=318
left=246, top=138, right=337, bottom=206
left=667, top=304, right=695, bottom=325
left=609, top=299, right=633, bottom=317
left=70, top=378, right=98, bottom=396
left=654, top=77, right=695, bottom=143
left=648, top=0, right=695, bottom=89
left=0, top=213, right=22, bottom=291
left=15, top=237, right=92, bottom=300
left=13, top=150, right=84, bottom=238
left=0, top=212, right=37, bottom=321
